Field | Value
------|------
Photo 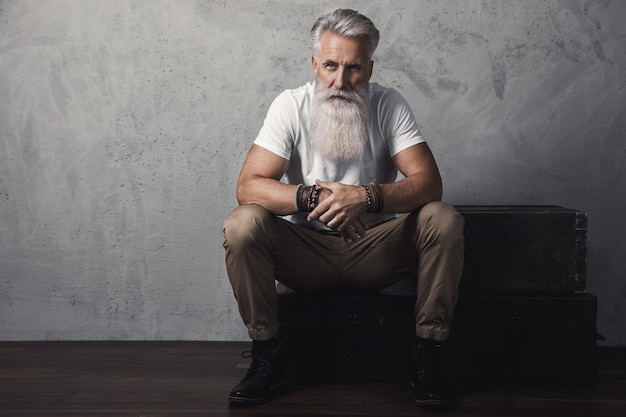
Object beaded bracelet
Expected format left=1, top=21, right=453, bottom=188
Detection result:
left=363, top=182, right=383, bottom=213
left=308, top=185, right=321, bottom=210
left=362, top=184, right=373, bottom=211
left=369, top=182, right=383, bottom=213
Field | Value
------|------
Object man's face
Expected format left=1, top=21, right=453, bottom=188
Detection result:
left=312, top=31, right=373, bottom=92
left=308, top=31, right=372, bottom=161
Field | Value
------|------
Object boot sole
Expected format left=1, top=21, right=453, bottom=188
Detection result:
left=414, top=398, right=446, bottom=407
left=228, top=379, right=288, bottom=407
left=410, top=382, right=448, bottom=408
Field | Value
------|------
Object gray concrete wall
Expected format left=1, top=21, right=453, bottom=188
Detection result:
left=0, top=0, right=624, bottom=344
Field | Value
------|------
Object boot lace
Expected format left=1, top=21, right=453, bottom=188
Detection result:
left=241, top=345, right=275, bottom=379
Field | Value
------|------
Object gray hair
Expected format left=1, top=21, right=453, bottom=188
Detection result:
left=310, top=9, right=380, bottom=58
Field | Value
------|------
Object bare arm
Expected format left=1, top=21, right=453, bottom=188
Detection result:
left=238, top=142, right=441, bottom=241
left=383, top=142, right=442, bottom=212
left=236, top=144, right=297, bottom=215
left=309, top=142, right=442, bottom=237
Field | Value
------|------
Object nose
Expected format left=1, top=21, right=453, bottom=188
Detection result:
left=333, top=66, right=348, bottom=90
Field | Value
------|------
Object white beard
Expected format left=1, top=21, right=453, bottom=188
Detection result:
left=308, top=80, right=369, bottom=161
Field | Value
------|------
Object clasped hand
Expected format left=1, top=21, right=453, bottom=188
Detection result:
left=306, top=179, right=368, bottom=242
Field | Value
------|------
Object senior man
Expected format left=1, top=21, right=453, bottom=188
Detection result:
left=223, top=9, right=464, bottom=408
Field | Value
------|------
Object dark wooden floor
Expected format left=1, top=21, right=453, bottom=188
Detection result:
left=0, top=342, right=624, bottom=417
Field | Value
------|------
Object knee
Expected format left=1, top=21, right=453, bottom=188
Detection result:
left=223, top=204, right=273, bottom=248
left=417, top=202, right=465, bottom=245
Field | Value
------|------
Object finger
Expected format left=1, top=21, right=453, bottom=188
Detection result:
left=353, top=219, right=367, bottom=238
left=307, top=204, right=322, bottom=222
left=324, top=212, right=345, bottom=229
left=315, top=179, right=338, bottom=193
left=306, top=190, right=331, bottom=221
left=344, top=223, right=362, bottom=241
left=308, top=199, right=332, bottom=223
left=340, top=227, right=356, bottom=244
left=315, top=179, right=332, bottom=189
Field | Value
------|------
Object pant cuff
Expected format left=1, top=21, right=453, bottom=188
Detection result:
left=415, top=326, right=449, bottom=342
left=247, top=324, right=279, bottom=341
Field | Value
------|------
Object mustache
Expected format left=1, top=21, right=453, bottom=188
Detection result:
left=315, top=82, right=369, bottom=103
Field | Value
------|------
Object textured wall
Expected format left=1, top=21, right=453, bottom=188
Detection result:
left=0, top=1, right=625, bottom=344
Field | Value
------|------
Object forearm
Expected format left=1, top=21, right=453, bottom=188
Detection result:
left=380, top=172, right=442, bottom=213
left=237, top=176, right=298, bottom=216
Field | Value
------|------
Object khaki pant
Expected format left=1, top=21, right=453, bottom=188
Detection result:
left=223, top=201, right=464, bottom=342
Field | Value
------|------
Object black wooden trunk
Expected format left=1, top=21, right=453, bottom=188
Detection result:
left=278, top=290, right=597, bottom=384
left=276, top=205, right=596, bottom=385
left=458, top=206, right=587, bottom=293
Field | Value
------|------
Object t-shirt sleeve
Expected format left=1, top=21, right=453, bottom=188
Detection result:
left=253, top=90, right=296, bottom=160
left=379, top=88, right=426, bottom=157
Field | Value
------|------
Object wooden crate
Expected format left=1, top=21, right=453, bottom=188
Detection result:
left=457, top=206, right=587, bottom=293
left=277, top=289, right=597, bottom=384
left=276, top=205, right=595, bottom=384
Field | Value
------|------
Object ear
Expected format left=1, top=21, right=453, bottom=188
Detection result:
left=311, top=54, right=319, bottom=75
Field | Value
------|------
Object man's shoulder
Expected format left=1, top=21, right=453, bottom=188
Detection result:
left=369, top=82, right=402, bottom=101
left=265, top=82, right=314, bottom=117
left=279, top=82, right=315, bottom=101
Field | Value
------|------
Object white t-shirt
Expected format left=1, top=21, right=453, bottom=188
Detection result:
left=254, top=81, right=426, bottom=229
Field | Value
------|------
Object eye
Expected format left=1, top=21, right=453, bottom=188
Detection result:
left=323, top=61, right=338, bottom=70
left=348, top=63, right=363, bottom=72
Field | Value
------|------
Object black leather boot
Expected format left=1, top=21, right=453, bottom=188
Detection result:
left=409, top=337, right=449, bottom=407
left=228, top=337, right=286, bottom=406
